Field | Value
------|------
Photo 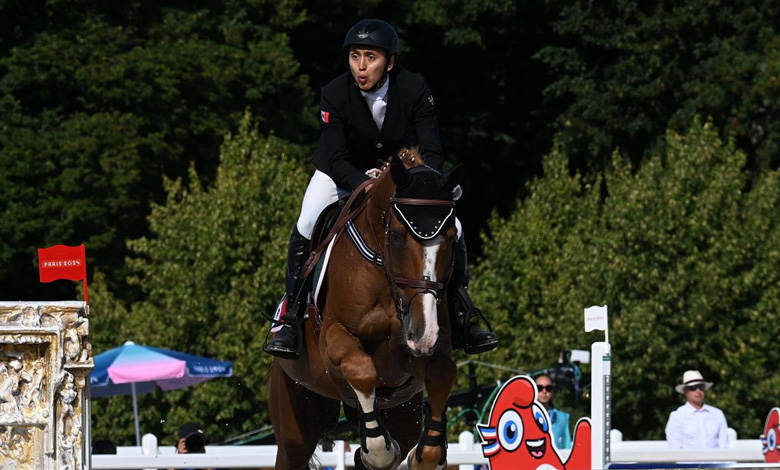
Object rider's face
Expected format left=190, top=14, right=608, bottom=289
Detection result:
left=348, top=46, right=394, bottom=91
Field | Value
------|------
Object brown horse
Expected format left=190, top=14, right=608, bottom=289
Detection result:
left=268, top=149, right=463, bottom=470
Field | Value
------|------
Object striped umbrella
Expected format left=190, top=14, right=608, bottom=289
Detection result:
left=90, top=341, right=232, bottom=445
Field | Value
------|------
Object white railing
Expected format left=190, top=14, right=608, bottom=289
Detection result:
left=609, top=428, right=764, bottom=464
left=92, top=432, right=488, bottom=469
left=91, top=429, right=774, bottom=469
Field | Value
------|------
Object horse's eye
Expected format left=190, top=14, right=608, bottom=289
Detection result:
left=390, top=229, right=404, bottom=245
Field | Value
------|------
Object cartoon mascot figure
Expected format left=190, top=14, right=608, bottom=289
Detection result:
left=477, top=375, right=592, bottom=470
left=762, top=407, right=780, bottom=463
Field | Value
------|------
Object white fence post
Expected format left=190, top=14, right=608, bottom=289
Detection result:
left=459, top=431, right=475, bottom=470
left=141, top=433, right=158, bottom=470
left=335, top=439, right=346, bottom=470
left=591, top=341, right=611, bottom=469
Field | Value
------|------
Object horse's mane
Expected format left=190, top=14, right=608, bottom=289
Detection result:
left=381, top=147, right=425, bottom=171
left=398, top=147, right=424, bottom=167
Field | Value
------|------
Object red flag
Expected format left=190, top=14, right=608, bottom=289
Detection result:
left=39, top=244, right=86, bottom=282
left=38, top=244, right=88, bottom=303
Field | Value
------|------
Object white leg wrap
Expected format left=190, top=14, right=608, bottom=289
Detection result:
left=354, top=389, right=398, bottom=470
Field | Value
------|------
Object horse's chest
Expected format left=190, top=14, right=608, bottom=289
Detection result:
left=354, top=312, right=396, bottom=340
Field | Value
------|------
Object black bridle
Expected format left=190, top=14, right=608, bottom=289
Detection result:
left=380, top=196, right=456, bottom=319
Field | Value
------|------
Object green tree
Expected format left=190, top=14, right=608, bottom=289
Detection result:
left=90, top=114, right=310, bottom=444
left=600, top=120, right=780, bottom=438
left=470, top=119, right=780, bottom=439
left=536, top=1, right=780, bottom=174
left=0, top=0, right=315, bottom=301
left=462, top=137, right=605, bottom=426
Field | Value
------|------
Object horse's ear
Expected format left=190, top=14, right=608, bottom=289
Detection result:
left=445, top=164, right=465, bottom=191
left=390, top=156, right=411, bottom=187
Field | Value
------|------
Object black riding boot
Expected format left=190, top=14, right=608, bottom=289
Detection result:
left=449, top=236, right=498, bottom=355
left=263, top=227, right=310, bottom=360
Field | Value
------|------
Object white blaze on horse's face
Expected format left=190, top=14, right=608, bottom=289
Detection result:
left=406, top=243, right=440, bottom=356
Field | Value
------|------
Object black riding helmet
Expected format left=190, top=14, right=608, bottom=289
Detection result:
left=343, top=19, right=399, bottom=58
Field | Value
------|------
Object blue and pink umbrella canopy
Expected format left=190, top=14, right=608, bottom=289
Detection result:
left=90, top=341, right=232, bottom=445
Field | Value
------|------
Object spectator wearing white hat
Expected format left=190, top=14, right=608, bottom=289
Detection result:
left=665, top=370, right=729, bottom=449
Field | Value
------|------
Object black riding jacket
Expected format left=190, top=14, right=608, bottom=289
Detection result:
left=312, top=67, right=445, bottom=190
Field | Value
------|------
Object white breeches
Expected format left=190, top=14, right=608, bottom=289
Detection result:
left=296, top=170, right=463, bottom=240
left=296, top=170, right=353, bottom=239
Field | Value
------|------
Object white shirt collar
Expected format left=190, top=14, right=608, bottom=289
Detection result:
left=361, top=77, right=389, bottom=129
left=361, top=76, right=389, bottom=102
left=683, top=402, right=711, bottom=413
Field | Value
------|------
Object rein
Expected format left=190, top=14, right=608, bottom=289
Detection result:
left=301, top=177, right=377, bottom=279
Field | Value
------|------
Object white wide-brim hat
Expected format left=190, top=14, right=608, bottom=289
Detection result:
left=675, top=370, right=713, bottom=394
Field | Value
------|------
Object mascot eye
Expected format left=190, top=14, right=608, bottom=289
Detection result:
left=497, top=409, right=524, bottom=452
left=769, top=428, right=777, bottom=452
left=532, top=404, right=549, bottom=433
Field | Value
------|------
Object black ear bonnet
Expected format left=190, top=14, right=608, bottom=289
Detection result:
left=391, top=166, right=455, bottom=241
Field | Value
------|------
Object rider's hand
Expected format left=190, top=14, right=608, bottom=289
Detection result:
left=365, top=168, right=382, bottom=179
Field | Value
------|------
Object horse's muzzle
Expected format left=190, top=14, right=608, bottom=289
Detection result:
left=403, top=309, right=439, bottom=357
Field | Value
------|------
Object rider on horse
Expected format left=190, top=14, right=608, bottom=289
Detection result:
left=263, top=19, right=498, bottom=360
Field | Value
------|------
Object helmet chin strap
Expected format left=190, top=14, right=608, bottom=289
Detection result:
left=367, top=72, right=388, bottom=93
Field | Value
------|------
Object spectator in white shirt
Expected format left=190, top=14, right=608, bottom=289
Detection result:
left=665, top=370, right=730, bottom=449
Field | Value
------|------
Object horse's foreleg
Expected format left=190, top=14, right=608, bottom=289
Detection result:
left=408, top=355, right=457, bottom=470
left=327, top=328, right=401, bottom=470
left=269, top=360, right=340, bottom=470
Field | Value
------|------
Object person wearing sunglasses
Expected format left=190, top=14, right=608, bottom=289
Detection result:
left=665, top=370, right=730, bottom=449
left=534, top=373, right=572, bottom=449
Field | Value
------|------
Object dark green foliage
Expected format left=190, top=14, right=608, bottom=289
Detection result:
left=536, top=0, right=780, bottom=174
left=0, top=0, right=315, bottom=301
left=5, top=0, right=780, bottom=446
left=470, top=119, right=780, bottom=439
left=399, top=0, right=559, bottom=244
left=89, top=114, right=310, bottom=444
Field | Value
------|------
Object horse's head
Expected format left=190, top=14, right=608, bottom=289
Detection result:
left=382, top=151, right=464, bottom=357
